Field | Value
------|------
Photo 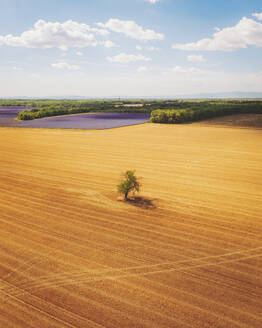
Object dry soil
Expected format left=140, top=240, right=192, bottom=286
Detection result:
left=0, top=120, right=262, bottom=328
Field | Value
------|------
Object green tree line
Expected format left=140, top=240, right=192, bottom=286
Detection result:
left=1, top=98, right=261, bottom=121
left=150, top=102, right=262, bottom=124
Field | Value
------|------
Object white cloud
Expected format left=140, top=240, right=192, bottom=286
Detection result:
left=107, top=53, right=151, bottom=63
left=136, top=45, right=159, bottom=51
left=172, top=66, right=204, bottom=74
left=146, top=46, right=159, bottom=51
left=97, top=19, right=164, bottom=41
left=137, top=66, right=148, bottom=72
left=51, top=62, right=80, bottom=70
left=187, top=54, right=206, bottom=62
left=101, top=40, right=117, bottom=48
left=76, top=51, right=83, bottom=56
left=0, top=19, right=112, bottom=50
left=144, top=0, right=160, bottom=3
left=172, top=16, right=262, bottom=51
left=252, top=12, right=262, bottom=20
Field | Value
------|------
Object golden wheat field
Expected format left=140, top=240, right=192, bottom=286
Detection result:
left=0, top=120, right=262, bottom=328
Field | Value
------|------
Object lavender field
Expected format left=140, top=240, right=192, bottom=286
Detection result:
left=0, top=107, right=27, bottom=122
left=0, top=107, right=150, bottom=129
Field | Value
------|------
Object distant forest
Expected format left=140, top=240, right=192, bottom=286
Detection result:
left=1, top=98, right=262, bottom=123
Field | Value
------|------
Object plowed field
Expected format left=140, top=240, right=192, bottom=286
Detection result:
left=0, top=122, right=262, bottom=328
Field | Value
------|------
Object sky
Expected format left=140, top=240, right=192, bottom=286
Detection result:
left=0, top=0, right=262, bottom=97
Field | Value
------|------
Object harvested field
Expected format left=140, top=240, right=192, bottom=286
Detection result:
left=196, top=114, right=262, bottom=129
left=0, top=122, right=262, bottom=328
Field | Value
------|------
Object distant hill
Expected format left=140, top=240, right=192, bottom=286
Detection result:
left=1, top=92, right=262, bottom=100
left=177, top=92, right=262, bottom=99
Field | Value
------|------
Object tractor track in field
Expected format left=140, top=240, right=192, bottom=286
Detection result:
left=0, top=122, right=262, bottom=327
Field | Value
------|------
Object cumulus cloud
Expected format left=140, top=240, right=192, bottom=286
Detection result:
left=136, top=45, right=159, bottom=51
left=107, top=53, right=151, bottom=63
left=97, top=18, right=164, bottom=41
left=0, top=19, right=112, bottom=50
left=172, top=66, right=204, bottom=74
left=252, top=12, right=262, bottom=20
left=187, top=54, right=206, bottom=62
left=101, top=40, right=117, bottom=48
left=51, top=62, right=80, bottom=70
left=146, top=46, right=159, bottom=51
left=172, top=16, right=262, bottom=51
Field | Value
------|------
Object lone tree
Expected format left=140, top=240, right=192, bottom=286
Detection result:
left=117, top=170, right=141, bottom=200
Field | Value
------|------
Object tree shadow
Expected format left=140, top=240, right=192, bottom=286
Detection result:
left=125, top=196, right=157, bottom=210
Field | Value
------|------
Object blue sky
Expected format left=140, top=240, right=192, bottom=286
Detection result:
left=0, top=0, right=262, bottom=97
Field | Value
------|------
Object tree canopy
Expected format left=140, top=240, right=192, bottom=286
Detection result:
left=117, top=170, right=141, bottom=200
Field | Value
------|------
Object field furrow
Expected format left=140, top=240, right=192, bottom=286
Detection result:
left=0, top=123, right=261, bottom=327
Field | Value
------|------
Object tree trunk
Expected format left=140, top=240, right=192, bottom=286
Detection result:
left=125, top=191, right=128, bottom=200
